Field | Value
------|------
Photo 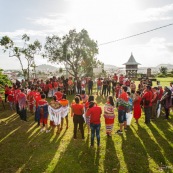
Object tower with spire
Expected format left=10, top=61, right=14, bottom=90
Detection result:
left=123, top=53, right=141, bottom=78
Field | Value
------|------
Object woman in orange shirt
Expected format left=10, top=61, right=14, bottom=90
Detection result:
left=59, top=94, right=69, bottom=130
left=71, top=96, right=84, bottom=139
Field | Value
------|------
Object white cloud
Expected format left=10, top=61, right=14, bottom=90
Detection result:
left=0, top=29, right=47, bottom=38
left=126, top=3, right=173, bottom=23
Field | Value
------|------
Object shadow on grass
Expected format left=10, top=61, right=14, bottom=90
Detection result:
left=0, top=108, right=68, bottom=172
left=153, top=118, right=173, bottom=144
left=104, top=136, right=120, bottom=173
left=121, top=127, right=151, bottom=173
left=137, top=124, right=167, bottom=170
left=52, top=134, right=101, bottom=173
left=149, top=122, right=173, bottom=166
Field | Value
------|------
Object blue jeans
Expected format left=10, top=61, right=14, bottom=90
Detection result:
left=90, top=124, right=101, bottom=146
left=118, top=110, right=126, bottom=124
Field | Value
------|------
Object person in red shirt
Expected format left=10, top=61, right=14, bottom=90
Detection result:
left=113, top=73, right=118, bottom=82
left=119, top=74, right=124, bottom=85
left=117, top=86, right=129, bottom=134
left=71, top=96, right=84, bottom=139
left=142, top=85, right=152, bottom=124
left=34, top=89, right=42, bottom=126
left=27, top=87, right=35, bottom=113
left=40, top=80, right=45, bottom=92
left=53, top=80, right=58, bottom=95
left=54, top=88, right=63, bottom=101
left=86, top=101, right=102, bottom=147
left=85, top=95, right=95, bottom=134
left=151, top=87, right=158, bottom=119
left=48, top=82, right=53, bottom=98
left=96, top=78, right=102, bottom=95
left=115, top=83, right=121, bottom=99
left=18, top=88, right=27, bottom=121
left=8, top=86, right=14, bottom=110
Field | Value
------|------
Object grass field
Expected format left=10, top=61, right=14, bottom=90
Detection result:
left=0, top=78, right=173, bottom=173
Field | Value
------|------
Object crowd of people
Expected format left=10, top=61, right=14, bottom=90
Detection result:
left=0, top=73, right=173, bottom=147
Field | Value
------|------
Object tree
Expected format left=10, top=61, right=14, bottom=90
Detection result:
left=0, top=35, right=42, bottom=80
left=0, top=69, right=12, bottom=86
left=0, top=36, right=25, bottom=77
left=44, top=29, right=102, bottom=79
left=159, top=66, right=168, bottom=75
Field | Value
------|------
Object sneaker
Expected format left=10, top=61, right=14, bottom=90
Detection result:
left=46, top=130, right=50, bottom=133
left=40, top=129, right=44, bottom=132
left=116, top=130, right=123, bottom=134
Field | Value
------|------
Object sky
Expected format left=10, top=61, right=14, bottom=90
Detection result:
left=0, top=0, right=173, bottom=70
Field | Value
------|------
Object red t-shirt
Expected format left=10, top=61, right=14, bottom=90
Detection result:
left=125, top=80, right=130, bottom=87
left=48, top=83, right=53, bottom=90
left=54, top=82, right=58, bottom=88
left=142, top=91, right=152, bottom=107
left=118, top=92, right=129, bottom=110
left=119, top=76, right=124, bottom=84
left=14, top=89, right=21, bottom=103
left=40, top=83, right=45, bottom=91
left=86, top=106, right=102, bottom=124
left=38, top=100, right=48, bottom=106
left=54, top=91, right=63, bottom=101
left=71, top=104, right=83, bottom=115
left=34, top=92, right=41, bottom=108
left=38, top=100, right=48, bottom=117
left=113, top=75, right=118, bottom=81
left=97, top=80, right=102, bottom=86
left=8, top=90, right=14, bottom=102
left=5, top=86, right=9, bottom=94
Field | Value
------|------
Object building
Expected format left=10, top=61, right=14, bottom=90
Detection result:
left=123, top=53, right=141, bottom=78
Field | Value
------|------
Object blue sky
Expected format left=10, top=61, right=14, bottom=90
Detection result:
left=0, top=0, right=173, bottom=69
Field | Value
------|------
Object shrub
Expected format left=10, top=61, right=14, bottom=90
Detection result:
left=157, top=74, right=166, bottom=78
left=166, top=73, right=173, bottom=77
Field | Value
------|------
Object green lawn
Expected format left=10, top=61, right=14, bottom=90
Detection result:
left=0, top=79, right=173, bottom=173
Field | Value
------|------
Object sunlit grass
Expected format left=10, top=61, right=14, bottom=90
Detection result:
left=0, top=82, right=173, bottom=173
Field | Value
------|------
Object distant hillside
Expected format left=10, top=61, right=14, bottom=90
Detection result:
left=104, top=64, right=117, bottom=70
left=36, top=64, right=59, bottom=72
left=156, top=64, right=173, bottom=69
